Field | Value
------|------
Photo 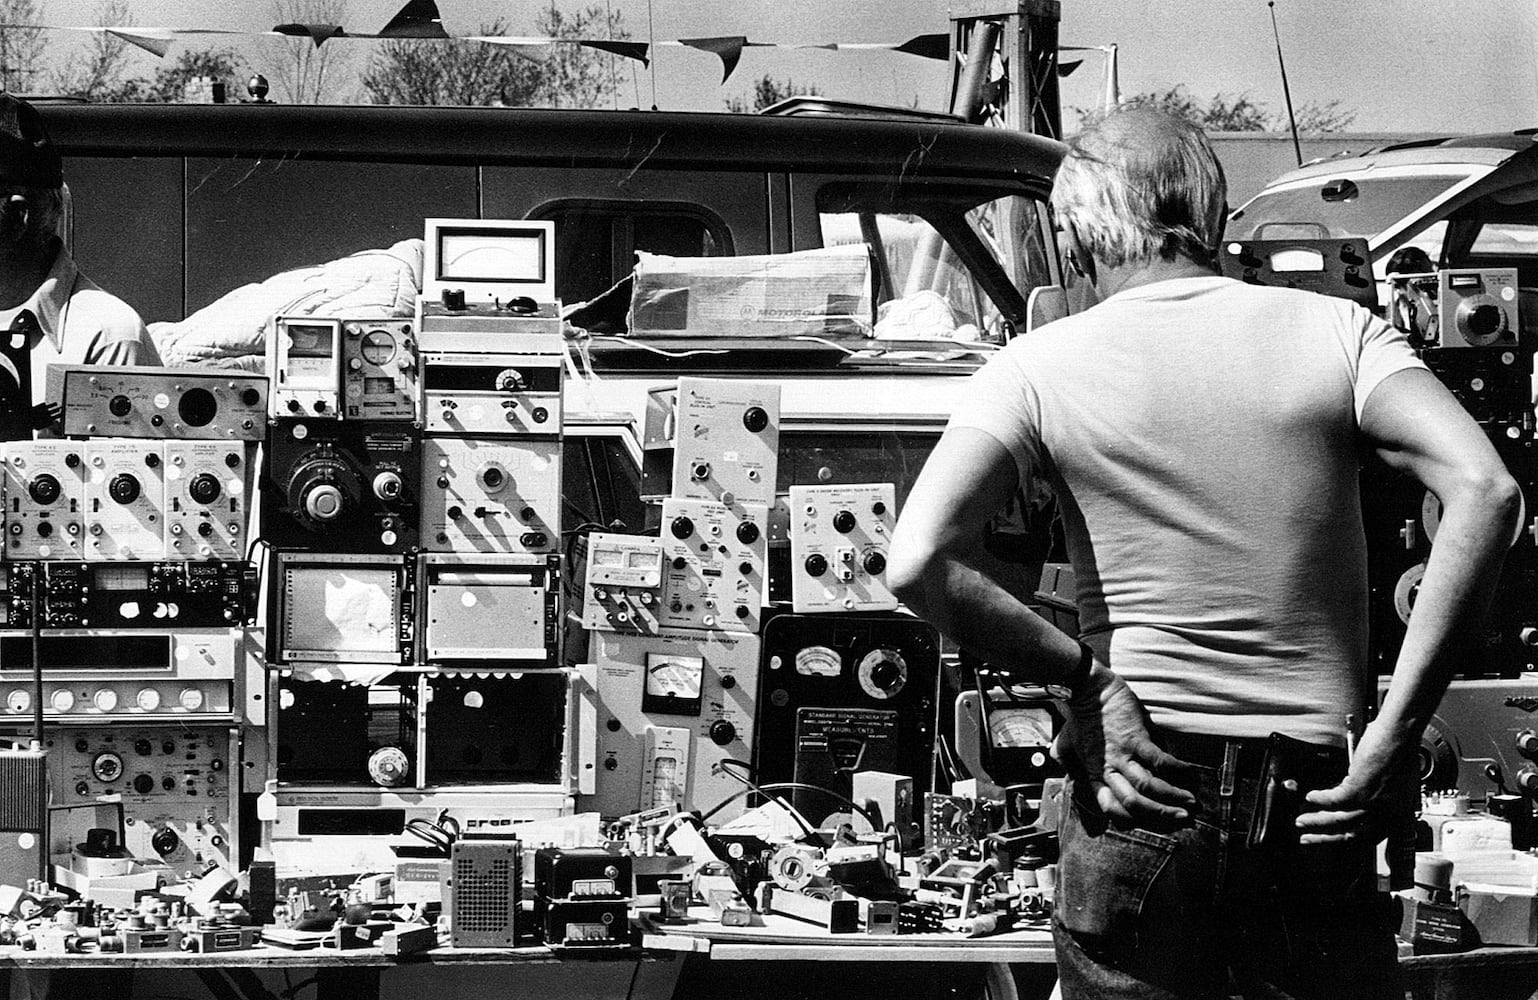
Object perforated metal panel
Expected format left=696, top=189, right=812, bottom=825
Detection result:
left=450, top=840, right=520, bottom=948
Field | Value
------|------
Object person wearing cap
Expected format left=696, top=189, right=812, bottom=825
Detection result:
left=0, top=93, right=158, bottom=438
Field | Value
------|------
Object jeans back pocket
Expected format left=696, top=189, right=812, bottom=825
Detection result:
left=1055, top=793, right=1178, bottom=964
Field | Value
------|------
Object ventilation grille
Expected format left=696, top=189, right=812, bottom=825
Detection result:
left=0, top=750, right=44, bottom=830
left=451, top=841, right=520, bottom=947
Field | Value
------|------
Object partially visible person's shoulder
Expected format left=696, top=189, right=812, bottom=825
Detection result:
left=69, top=274, right=145, bottom=339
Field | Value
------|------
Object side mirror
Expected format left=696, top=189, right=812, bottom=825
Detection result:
left=1025, top=284, right=1069, bottom=334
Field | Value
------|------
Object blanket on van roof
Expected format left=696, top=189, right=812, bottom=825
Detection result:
left=149, top=239, right=424, bottom=370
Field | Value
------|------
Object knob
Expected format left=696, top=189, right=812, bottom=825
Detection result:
left=28, top=474, right=60, bottom=505
left=480, top=466, right=506, bottom=491
left=447, top=505, right=463, bottom=521
left=872, top=500, right=887, bottom=516
left=863, top=551, right=887, bottom=575
left=709, top=720, right=738, bottom=746
left=36, top=521, right=51, bottom=537
left=93, top=689, right=119, bottom=712
left=1519, top=768, right=1538, bottom=795
left=50, top=689, right=75, bottom=712
left=108, top=473, right=141, bottom=505
left=1522, top=627, right=1538, bottom=648
left=6, top=689, right=30, bottom=713
left=690, top=461, right=712, bottom=482
left=179, top=688, right=205, bottom=711
left=736, top=521, right=760, bottom=545
left=1520, top=731, right=1538, bottom=761
left=868, top=658, right=901, bottom=691
left=197, top=522, right=214, bottom=538
left=313, top=399, right=328, bottom=413
left=373, top=471, right=403, bottom=501
left=1466, top=303, right=1505, bottom=340
left=742, top=406, right=769, bottom=433
left=833, top=510, right=857, bottom=534
left=720, top=675, right=736, bottom=690
left=240, top=388, right=262, bottom=407
left=670, top=516, right=695, bottom=540
left=91, top=752, right=123, bottom=782
left=286, top=399, right=302, bottom=413
left=132, top=773, right=155, bottom=795
left=136, top=688, right=161, bottom=711
left=108, top=394, right=132, bottom=417
left=804, top=553, right=828, bottom=577
left=303, top=483, right=344, bottom=521
left=187, top=473, right=221, bottom=505
left=134, top=738, right=153, bottom=756
left=161, top=776, right=176, bottom=791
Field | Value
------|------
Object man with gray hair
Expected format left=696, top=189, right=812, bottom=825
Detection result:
left=891, top=106, right=1521, bottom=998
left=0, top=93, right=157, bottom=438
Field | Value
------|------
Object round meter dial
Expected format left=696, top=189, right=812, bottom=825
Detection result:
left=360, top=329, right=396, bottom=365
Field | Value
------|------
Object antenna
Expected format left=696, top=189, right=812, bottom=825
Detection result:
left=1268, top=2, right=1302, bottom=166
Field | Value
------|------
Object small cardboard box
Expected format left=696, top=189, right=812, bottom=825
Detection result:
left=629, top=246, right=873, bottom=338
left=1461, top=881, right=1538, bottom=946
left=1395, top=890, right=1466, bottom=952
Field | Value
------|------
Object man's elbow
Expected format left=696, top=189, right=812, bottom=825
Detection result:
left=887, top=534, right=936, bottom=606
left=1458, top=462, right=1525, bottom=544
left=1488, top=467, right=1526, bottom=542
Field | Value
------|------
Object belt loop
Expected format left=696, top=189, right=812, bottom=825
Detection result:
left=1220, top=741, right=1238, bottom=798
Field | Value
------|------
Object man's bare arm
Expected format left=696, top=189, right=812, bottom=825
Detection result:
left=1301, top=368, right=1522, bottom=841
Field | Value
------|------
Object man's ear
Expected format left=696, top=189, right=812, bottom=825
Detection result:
left=0, top=194, right=29, bottom=242
left=1063, top=223, right=1097, bottom=287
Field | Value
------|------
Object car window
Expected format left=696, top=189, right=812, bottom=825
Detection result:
left=1227, top=175, right=1470, bottom=244
left=535, top=200, right=731, bottom=307
left=818, top=186, right=1051, bottom=343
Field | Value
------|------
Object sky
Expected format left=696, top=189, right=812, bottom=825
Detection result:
left=25, top=0, right=1538, bottom=133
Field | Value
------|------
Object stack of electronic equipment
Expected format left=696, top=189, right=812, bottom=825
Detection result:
left=263, top=220, right=582, bottom=948
left=0, top=364, right=265, bottom=892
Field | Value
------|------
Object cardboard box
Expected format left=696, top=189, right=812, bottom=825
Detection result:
left=629, top=246, right=873, bottom=339
left=1461, top=882, right=1538, bottom=946
left=1395, top=890, right=1466, bottom=953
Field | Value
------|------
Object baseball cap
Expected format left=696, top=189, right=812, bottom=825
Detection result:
left=0, top=94, right=61, bottom=188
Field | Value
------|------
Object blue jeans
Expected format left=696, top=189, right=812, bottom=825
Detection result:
left=1052, top=732, right=1402, bottom=1000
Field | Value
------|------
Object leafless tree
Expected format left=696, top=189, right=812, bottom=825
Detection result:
left=51, top=0, right=135, bottom=101
left=0, top=0, right=45, bottom=94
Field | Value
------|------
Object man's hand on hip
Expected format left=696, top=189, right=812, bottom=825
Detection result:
left=1058, top=666, right=1197, bottom=826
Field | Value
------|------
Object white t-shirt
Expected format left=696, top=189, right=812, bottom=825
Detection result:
left=949, top=275, right=1426, bottom=745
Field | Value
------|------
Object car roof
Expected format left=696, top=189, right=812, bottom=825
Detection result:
left=1257, top=132, right=1538, bottom=187
left=34, top=103, right=1063, bottom=185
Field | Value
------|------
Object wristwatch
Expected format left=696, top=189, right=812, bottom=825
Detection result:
left=1044, top=642, right=1095, bottom=701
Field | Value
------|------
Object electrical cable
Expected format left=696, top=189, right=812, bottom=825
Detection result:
left=588, top=335, right=730, bottom=359
left=705, top=761, right=882, bottom=833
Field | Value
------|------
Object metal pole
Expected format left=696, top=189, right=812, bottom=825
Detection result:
left=1269, top=2, right=1303, bottom=166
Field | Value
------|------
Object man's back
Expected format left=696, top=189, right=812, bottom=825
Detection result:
left=952, top=275, right=1423, bottom=743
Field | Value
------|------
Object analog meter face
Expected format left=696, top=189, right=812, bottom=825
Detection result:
left=643, top=652, right=705, bottom=715
left=360, top=329, right=396, bottom=365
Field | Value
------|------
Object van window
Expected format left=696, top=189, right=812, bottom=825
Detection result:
left=818, top=186, right=1049, bottom=342
left=534, top=200, right=732, bottom=307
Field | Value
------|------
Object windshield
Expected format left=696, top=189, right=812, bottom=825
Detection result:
left=1227, top=174, right=1471, bottom=244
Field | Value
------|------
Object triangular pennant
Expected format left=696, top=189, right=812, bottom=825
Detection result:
left=1058, top=58, right=1082, bottom=77
left=580, top=38, right=650, bottom=67
left=893, top=33, right=948, bottom=60
left=106, top=29, right=173, bottom=57
left=273, top=23, right=346, bottom=47
left=378, top=0, right=447, bottom=38
left=680, top=35, right=747, bottom=84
